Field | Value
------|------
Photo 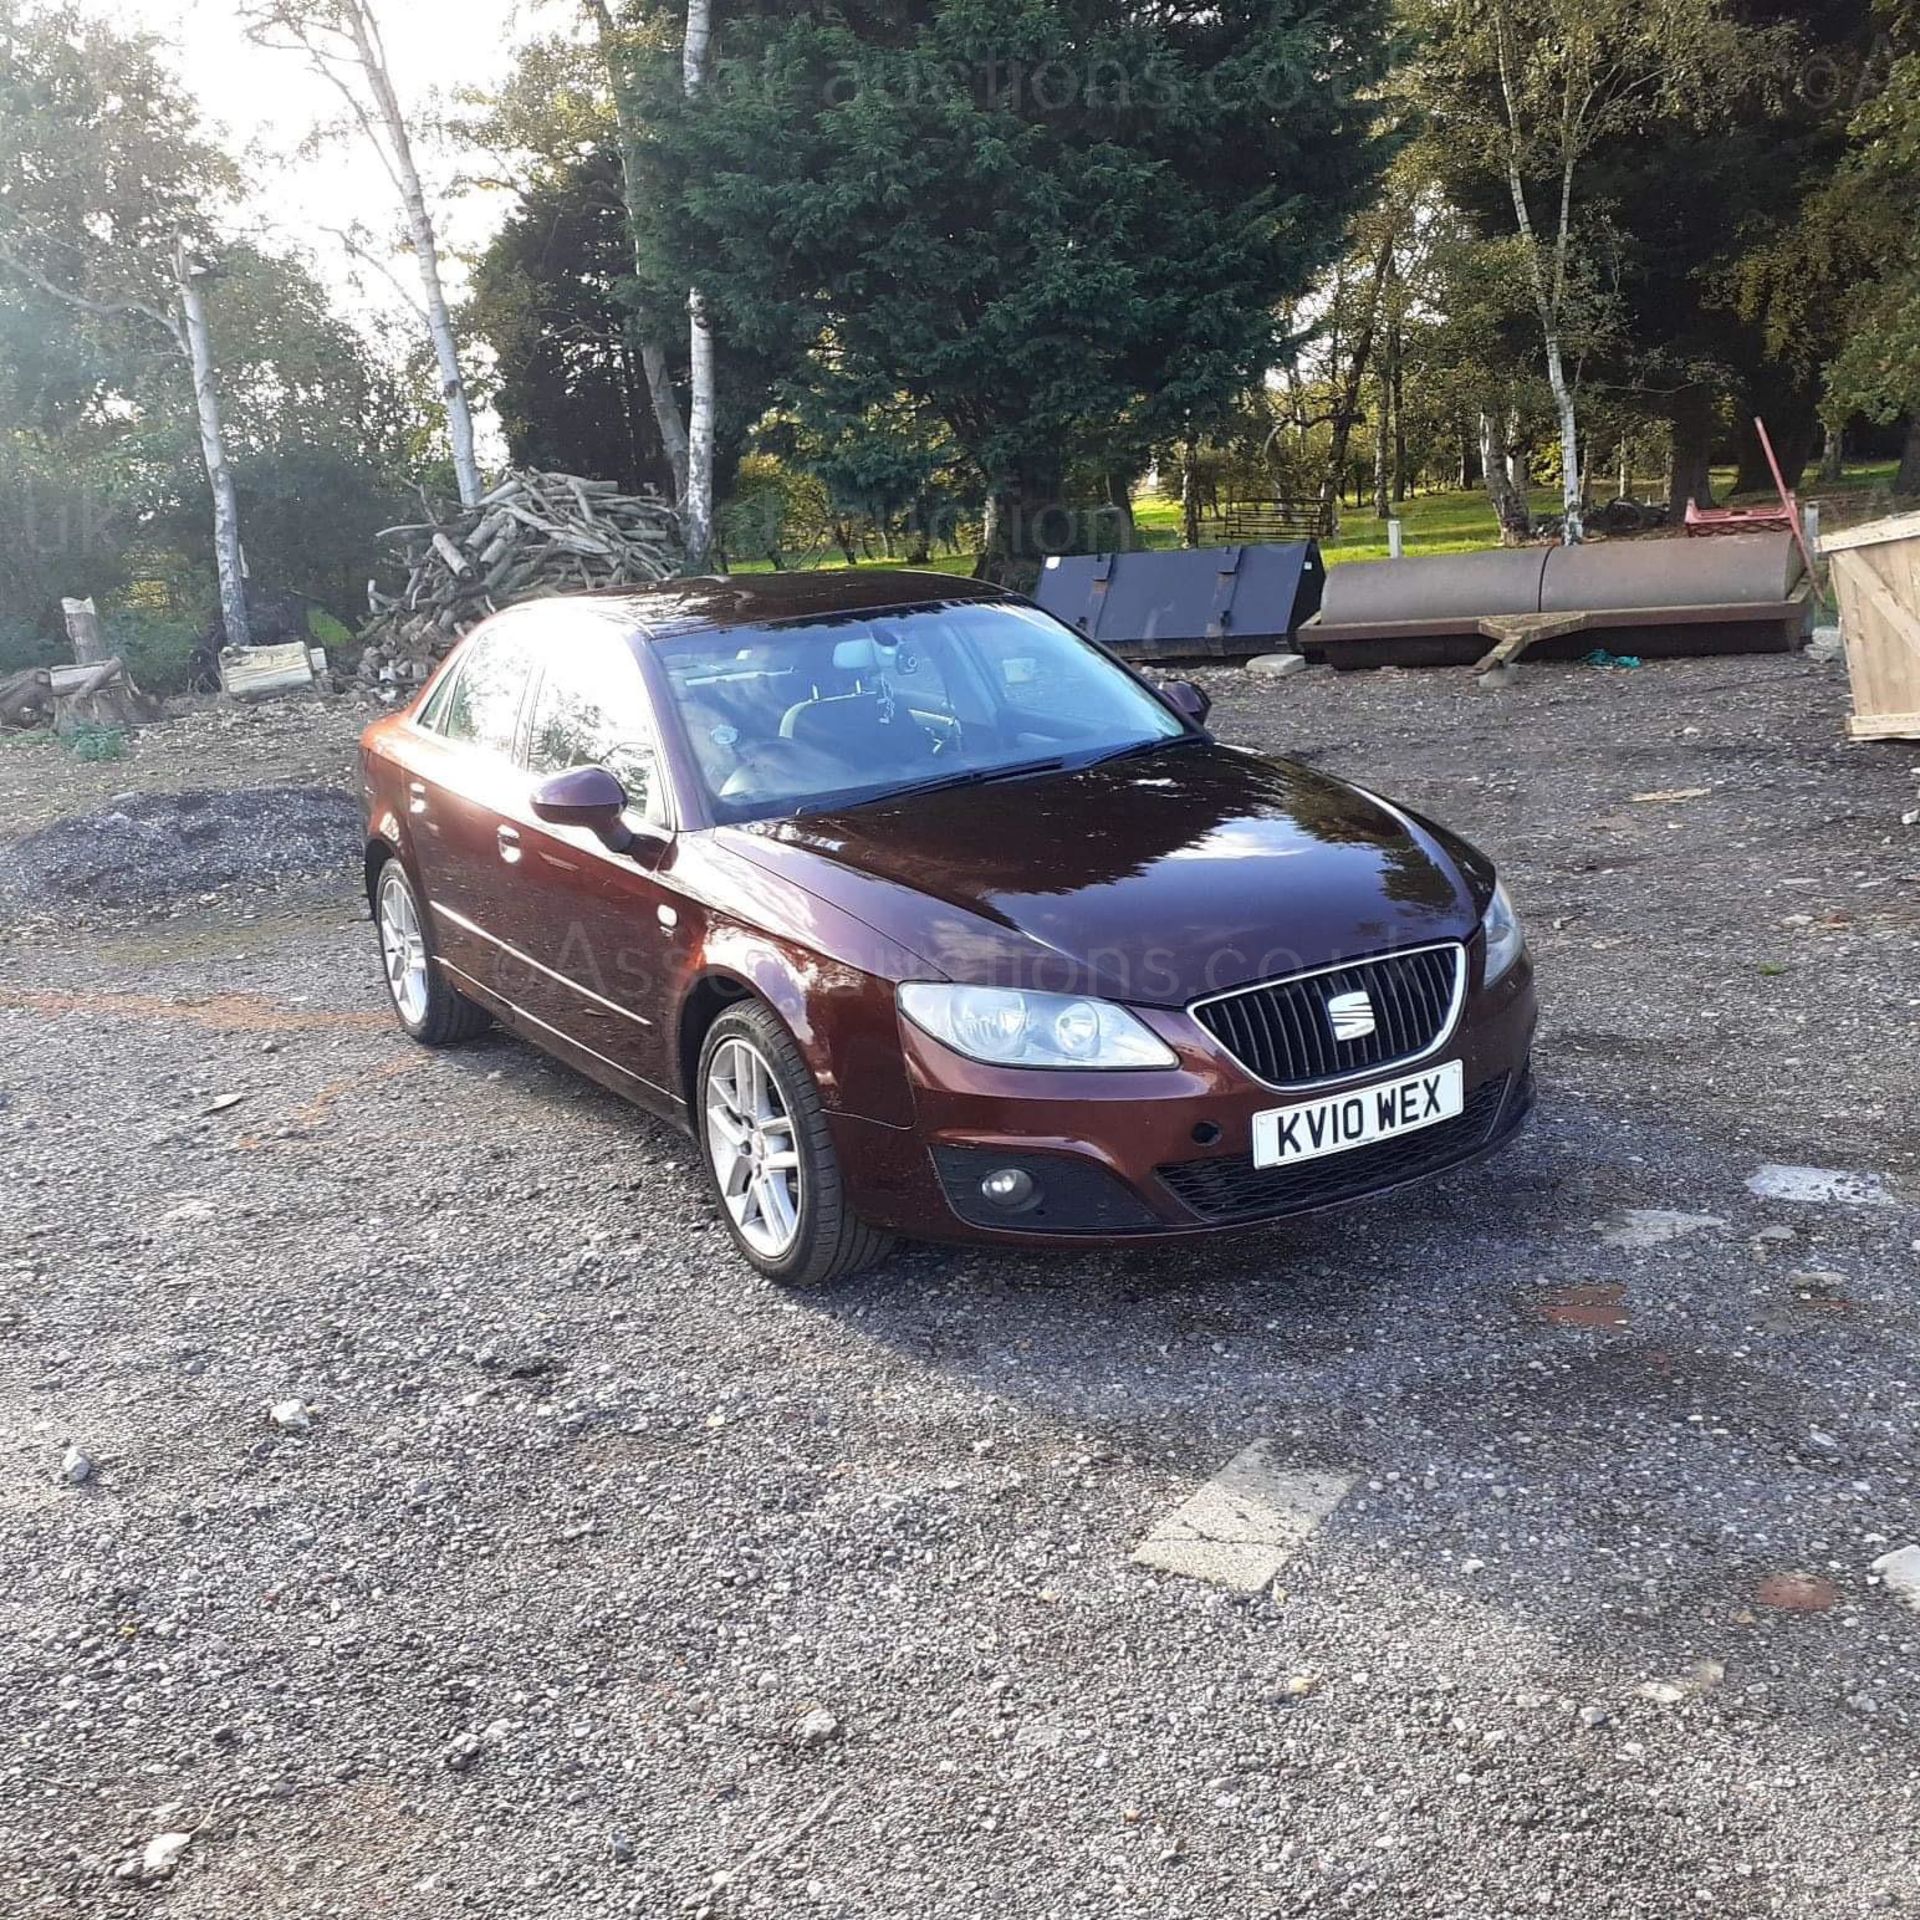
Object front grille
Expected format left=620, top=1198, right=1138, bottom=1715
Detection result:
left=1157, top=1073, right=1513, bottom=1225
left=1192, top=943, right=1463, bottom=1089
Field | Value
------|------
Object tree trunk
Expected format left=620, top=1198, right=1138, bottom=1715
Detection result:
left=1897, top=416, right=1920, bottom=496
left=1372, top=356, right=1391, bottom=519
left=1391, top=318, right=1407, bottom=503
left=1317, top=235, right=1394, bottom=536
left=0, top=666, right=51, bottom=729
left=1668, top=390, right=1717, bottom=516
left=175, top=248, right=251, bottom=651
left=341, top=2, right=481, bottom=508
left=55, top=612, right=152, bottom=730
left=1104, top=469, right=1138, bottom=549
left=1479, top=411, right=1530, bottom=545
left=61, top=594, right=109, bottom=664
left=681, top=0, right=717, bottom=569
left=1180, top=441, right=1201, bottom=548
left=978, top=462, right=1061, bottom=590
left=1820, top=420, right=1845, bottom=485
left=1491, top=9, right=1582, bottom=542
left=586, top=1, right=691, bottom=502
left=1545, top=341, right=1581, bottom=542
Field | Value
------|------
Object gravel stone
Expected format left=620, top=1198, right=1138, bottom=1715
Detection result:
left=0, top=787, right=360, bottom=911
left=3, top=655, right=1919, bottom=1918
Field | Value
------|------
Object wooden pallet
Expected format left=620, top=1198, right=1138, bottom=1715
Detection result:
left=1821, top=510, right=1920, bottom=742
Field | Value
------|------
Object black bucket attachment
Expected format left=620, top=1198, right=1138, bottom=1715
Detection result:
left=1032, top=542, right=1324, bottom=662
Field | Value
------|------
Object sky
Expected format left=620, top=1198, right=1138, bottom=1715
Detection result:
left=119, top=0, right=538, bottom=327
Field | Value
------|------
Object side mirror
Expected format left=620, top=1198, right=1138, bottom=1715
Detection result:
left=531, top=765, right=634, bottom=852
left=1157, top=678, right=1211, bottom=727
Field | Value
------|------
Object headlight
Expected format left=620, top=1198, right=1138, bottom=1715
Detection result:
left=898, top=983, right=1177, bottom=1070
left=1482, top=878, right=1525, bottom=982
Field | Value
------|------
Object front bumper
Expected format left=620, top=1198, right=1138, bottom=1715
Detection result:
left=831, top=951, right=1537, bottom=1248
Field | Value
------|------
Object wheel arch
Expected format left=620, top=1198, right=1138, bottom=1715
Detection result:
left=364, top=833, right=400, bottom=908
left=678, top=970, right=758, bottom=1114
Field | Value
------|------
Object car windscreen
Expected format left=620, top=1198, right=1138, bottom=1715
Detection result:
left=654, top=600, right=1188, bottom=824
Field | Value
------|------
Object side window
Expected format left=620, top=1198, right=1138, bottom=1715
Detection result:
left=526, top=646, right=666, bottom=825
left=416, top=660, right=463, bottom=734
left=436, top=624, right=536, bottom=756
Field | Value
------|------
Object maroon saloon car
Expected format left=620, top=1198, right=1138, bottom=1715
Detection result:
left=361, top=571, right=1535, bottom=1285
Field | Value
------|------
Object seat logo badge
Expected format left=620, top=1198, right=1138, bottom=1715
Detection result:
left=1327, top=988, right=1376, bottom=1042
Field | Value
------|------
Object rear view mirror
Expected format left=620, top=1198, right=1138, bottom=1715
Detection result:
left=1157, top=678, right=1211, bottom=727
left=531, top=765, right=634, bottom=852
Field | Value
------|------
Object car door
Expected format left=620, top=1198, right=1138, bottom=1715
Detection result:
left=493, top=622, right=684, bottom=1100
left=403, top=614, right=542, bottom=992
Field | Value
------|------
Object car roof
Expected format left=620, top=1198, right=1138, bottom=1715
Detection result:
left=563, top=568, right=1018, bottom=640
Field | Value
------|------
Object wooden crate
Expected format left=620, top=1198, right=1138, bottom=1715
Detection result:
left=1822, top=510, right=1920, bottom=740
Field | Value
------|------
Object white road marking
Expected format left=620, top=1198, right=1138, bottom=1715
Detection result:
left=1132, top=1443, right=1355, bottom=1594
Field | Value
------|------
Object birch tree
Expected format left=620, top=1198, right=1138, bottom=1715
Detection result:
left=244, top=0, right=482, bottom=507
left=0, top=6, right=252, bottom=643
left=680, top=0, right=716, bottom=569
left=580, top=0, right=691, bottom=502
left=1420, top=0, right=1747, bottom=541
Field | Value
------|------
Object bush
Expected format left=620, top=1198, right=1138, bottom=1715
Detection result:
left=64, top=721, right=126, bottom=762
left=0, top=613, right=58, bottom=677
left=103, top=608, right=202, bottom=696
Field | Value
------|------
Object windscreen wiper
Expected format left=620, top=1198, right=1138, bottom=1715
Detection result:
left=797, top=755, right=1069, bottom=816
left=1075, top=732, right=1208, bottom=770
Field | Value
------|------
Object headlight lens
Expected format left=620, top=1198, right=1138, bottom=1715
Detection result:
left=1482, top=878, right=1525, bottom=982
left=898, top=983, right=1177, bottom=1070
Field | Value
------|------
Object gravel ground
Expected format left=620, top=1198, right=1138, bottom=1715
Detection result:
left=2, top=651, right=1918, bottom=1919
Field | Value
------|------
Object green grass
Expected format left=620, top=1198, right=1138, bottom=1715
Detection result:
left=725, top=456, right=1904, bottom=578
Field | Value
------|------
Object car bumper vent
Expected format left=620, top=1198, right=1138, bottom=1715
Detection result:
left=1191, top=942, right=1464, bottom=1089
left=1158, top=1071, right=1518, bottom=1225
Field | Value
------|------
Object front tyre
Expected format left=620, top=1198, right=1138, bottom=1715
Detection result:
left=698, top=1002, right=893, bottom=1288
left=373, top=856, right=490, bottom=1046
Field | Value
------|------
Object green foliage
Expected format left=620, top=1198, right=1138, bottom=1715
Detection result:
left=63, top=720, right=125, bottom=762
left=0, top=610, right=54, bottom=676
left=1798, top=40, right=1920, bottom=438
left=467, top=146, right=677, bottom=494
left=631, top=0, right=1394, bottom=558
left=101, top=607, right=200, bottom=695
left=0, top=2, right=237, bottom=329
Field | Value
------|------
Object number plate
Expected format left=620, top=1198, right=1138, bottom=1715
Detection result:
left=1251, top=1061, right=1464, bottom=1169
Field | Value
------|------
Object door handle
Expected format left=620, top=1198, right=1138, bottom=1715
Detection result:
left=407, top=780, right=428, bottom=814
left=497, top=824, right=522, bottom=864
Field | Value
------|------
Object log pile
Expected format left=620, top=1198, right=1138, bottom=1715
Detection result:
left=360, top=471, right=682, bottom=680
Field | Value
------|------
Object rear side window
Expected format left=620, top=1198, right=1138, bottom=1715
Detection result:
left=428, top=624, right=535, bottom=756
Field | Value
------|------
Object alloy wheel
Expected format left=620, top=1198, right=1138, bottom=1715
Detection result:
left=377, top=867, right=430, bottom=1026
left=704, top=1036, right=804, bottom=1259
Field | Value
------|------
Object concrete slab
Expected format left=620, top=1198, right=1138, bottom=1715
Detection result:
left=1131, top=1444, right=1355, bottom=1593
left=1747, top=1165, right=1895, bottom=1207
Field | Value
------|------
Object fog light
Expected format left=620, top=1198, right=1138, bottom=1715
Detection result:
left=979, top=1167, right=1037, bottom=1210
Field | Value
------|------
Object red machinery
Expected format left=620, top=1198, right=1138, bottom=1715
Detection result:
left=1684, top=416, right=1820, bottom=582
